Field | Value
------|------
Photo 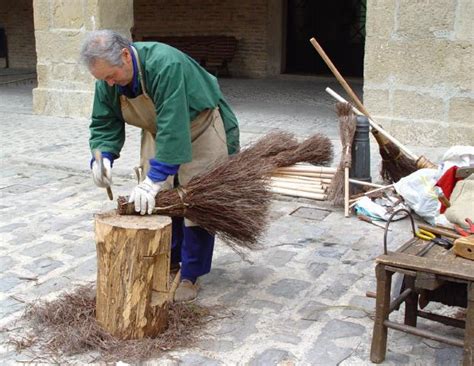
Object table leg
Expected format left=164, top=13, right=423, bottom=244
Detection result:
left=371, top=263, right=394, bottom=363
left=464, top=281, right=473, bottom=366
left=404, top=276, right=418, bottom=327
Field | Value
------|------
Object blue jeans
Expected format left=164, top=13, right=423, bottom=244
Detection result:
left=170, top=217, right=215, bottom=283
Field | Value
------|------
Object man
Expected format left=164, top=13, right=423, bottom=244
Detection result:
left=80, top=30, right=240, bottom=302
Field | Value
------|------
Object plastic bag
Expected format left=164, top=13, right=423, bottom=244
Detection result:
left=394, top=168, right=440, bottom=225
left=354, top=195, right=409, bottom=221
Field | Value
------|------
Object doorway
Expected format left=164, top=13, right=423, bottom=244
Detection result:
left=285, top=0, right=366, bottom=77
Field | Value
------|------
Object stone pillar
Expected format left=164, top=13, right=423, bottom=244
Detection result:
left=364, top=0, right=474, bottom=146
left=32, top=0, right=134, bottom=118
left=266, top=0, right=286, bottom=76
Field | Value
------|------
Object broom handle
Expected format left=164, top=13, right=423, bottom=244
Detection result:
left=309, top=37, right=419, bottom=161
left=325, top=87, right=419, bottom=161
left=310, top=37, right=373, bottom=118
left=344, top=167, right=349, bottom=218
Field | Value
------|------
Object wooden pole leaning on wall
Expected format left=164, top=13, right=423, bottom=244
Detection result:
left=94, top=211, right=172, bottom=340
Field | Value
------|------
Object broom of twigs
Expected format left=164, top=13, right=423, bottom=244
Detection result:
left=117, top=131, right=333, bottom=253
left=327, top=103, right=357, bottom=209
left=371, top=129, right=417, bottom=182
left=310, top=37, right=437, bottom=183
left=324, top=89, right=437, bottom=182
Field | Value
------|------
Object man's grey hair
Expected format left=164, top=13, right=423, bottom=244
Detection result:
left=80, top=30, right=131, bottom=68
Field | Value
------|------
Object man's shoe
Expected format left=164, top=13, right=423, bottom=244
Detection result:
left=174, top=279, right=199, bottom=303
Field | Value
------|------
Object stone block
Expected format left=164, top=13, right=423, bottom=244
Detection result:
left=447, top=123, right=474, bottom=145
left=35, top=30, right=86, bottom=63
left=305, top=338, right=353, bottom=365
left=321, top=319, right=366, bottom=339
left=389, top=118, right=474, bottom=146
left=33, top=0, right=51, bottom=31
left=365, top=0, right=396, bottom=39
left=454, top=0, right=474, bottom=41
left=36, top=63, right=94, bottom=90
left=52, top=0, right=84, bottom=29
left=363, top=88, right=391, bottom=116
left=448, top=97, right=474, bottom=125
left=397, top=0, right=456, bottom=39
left=363, top=39, right=393, bottom=84
left=392, top=90, right=444, bottom=120
left=366, top=39, right=472, bottom=90
left=97, top=0, right=134, bottom=30
left=71, top=64, right=95, bottom=88
left=33, top=88, right=94, bottom=118
left=35, top=63, right=48, bottom=86
left=266, top=279, right=311, bottom=299
left=0, top=275, right=22, bottom=292
left=248, top=349, right=294, bottom=366
left=24, top=257, right=63, bottom=276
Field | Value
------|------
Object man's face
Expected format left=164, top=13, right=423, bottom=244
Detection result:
left=90, top=48, right=133, bottom=87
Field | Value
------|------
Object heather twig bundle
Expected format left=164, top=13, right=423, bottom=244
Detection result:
left=8, top=285, right=213, bottom=363
left=118, top=130, right=333, bottom=252
left=327, top=103, right=357, bottom=207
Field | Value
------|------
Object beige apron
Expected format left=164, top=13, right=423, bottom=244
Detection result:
left=120, top=46, right=228, bottom=226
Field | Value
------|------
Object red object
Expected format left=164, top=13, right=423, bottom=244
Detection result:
left=435, top=166, right=463, bottom=213
left=454, top=218, right=474, bottom=237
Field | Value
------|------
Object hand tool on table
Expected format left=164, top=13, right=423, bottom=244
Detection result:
left=454, top=218, right=474, bottom=237
left=357, top=214, right=391, bottom=230
left=453, top=235, right=474, bottom=260
left=415, top=228, right=453, bottom=257
left=417, top=223, right=461, bottom=240
left=94, top=150, right=114, bottom=201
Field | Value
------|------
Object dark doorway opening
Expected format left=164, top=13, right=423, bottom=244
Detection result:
left=286, top=0, right=366, bottom=77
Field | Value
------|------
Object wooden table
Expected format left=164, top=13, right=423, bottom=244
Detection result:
left=370, top=235, right=474, bottom=365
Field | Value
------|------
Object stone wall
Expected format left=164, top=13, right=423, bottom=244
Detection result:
left=0, top=0, right=36, bottom=68
left=133, top=0, right=275, bottom=77
left=32, top=0, right=134, bottom=118
left=364, top=0, right=474, bottom=146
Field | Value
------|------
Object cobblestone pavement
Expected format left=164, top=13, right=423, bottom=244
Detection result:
left=0, top=77, right=462, bottom=365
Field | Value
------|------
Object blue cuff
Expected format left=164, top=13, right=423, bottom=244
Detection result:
left=147, top=159, right=180, bottom=182
left=90, top=151, right=117, bottom=169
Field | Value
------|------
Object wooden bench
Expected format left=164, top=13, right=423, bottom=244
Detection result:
left=141, top=35, right=238, bottom=77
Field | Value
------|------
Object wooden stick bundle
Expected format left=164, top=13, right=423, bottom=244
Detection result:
left=274, top=165, right=336, bottom=174
left=272, top=174, right=332, bottom=184
left=271, top=187, right=327, bottom=201
left=270, top=161, right=335, bottom=200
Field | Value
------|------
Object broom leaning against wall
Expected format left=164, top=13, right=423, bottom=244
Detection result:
left=309, top=37, right=437, bottom=183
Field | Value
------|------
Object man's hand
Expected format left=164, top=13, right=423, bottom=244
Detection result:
left=91, top=157, right=112, bottom=188
left=129, top=177, right=164, bottom=215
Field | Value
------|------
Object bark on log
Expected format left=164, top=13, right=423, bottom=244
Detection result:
left=94, top=211, right=172, bottom=340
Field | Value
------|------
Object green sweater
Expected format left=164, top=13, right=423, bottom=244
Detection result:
left=89, top=42, right=240, bottom=164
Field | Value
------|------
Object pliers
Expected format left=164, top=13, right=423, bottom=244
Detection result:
left=415, top=228, right=453, bottom=256
left=415, top=229, right=436, bottom=241
left=454, top=218, right=474, bottom=237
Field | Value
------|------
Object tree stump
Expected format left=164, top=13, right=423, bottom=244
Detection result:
left=94, top=211, right=172, bottom=340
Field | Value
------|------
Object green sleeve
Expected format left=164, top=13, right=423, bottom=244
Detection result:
left=89, top=82, right=125, bottom=157
left=148, top=62, right=192, bottom=164
left=218, top=96, right=240, bottom=155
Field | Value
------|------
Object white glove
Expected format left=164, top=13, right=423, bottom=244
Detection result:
left=129, top=177, right=164, bottom=215
left=91, top=157, right=112, bottom=188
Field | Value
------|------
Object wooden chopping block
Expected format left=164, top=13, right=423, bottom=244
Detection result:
left=453, top=235, right=474, bottom=260
left=95, top=211, right=173, bottom=340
